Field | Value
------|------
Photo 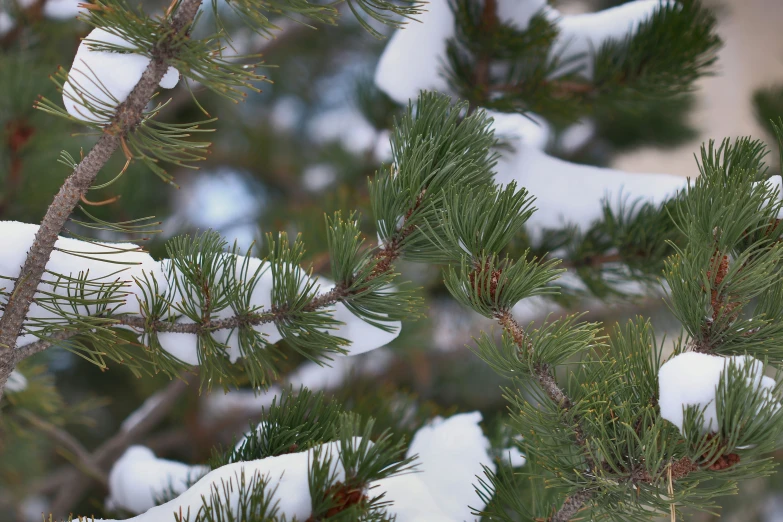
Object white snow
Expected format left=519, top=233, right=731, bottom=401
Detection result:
left=383, top=411, right=495, bottom=521
left=98, top=440, right=356, bottom=520
left=270, top=95, right=305, bottom=132
left=20, top=495, right=49, bottom=522
left=374, top=129, right=394, bottom=162
left=202, top=350, right=391, bottom=426
left=42, top=0, right=84, bottom=19
left=371, top=474, right=453, bottom=522
left=100, top=413, right=494, bottom=521
left=4, top=370, right=28, bottom=393
left=658, top=352, right=778, bottom=434
left=0, top=12, right=13, bottom=36
left=317, top=278, right=402, bottom=356
left=488, top=109, right=551, bottom=151
left=511, top=295, right=562, bottom=323
left=169, top=170, right=263, bottom=256
left=106, top=446, right=209, bottom=514
left=200, top=385, right=282, bottom=425
left=373, top=0, right=455, bottom=104
left=0, top=0, right=84, bottom=38
left=0, top=221, right=166, bottom=347
left=180, top=170, right=261, bottom=231
left=151, top=320, right=201, bottom=366
left=501, top=445, right=527, bottom=468
left=287, top=348, right=393, bottom=391
left=559, top=119, right=596, bottom=154
left=496, top=0, right=549, bottom=31
left=63, top=28, right=180, bottom=123
left=754, top=175, right=783, bottom=220
left=493, top=142, right=686, bottom=232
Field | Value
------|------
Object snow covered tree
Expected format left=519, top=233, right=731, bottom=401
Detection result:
left=4, top=0, right=783, bottom=521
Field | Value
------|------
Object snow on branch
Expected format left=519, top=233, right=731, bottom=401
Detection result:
left=372, top=0, right=710, bottom=237
left=63, top=28, right=180, bottom=123
left=99, top=440, right=354, bottom=520
left=659, top=352, right=780, bottom=435
left=0, top=221, right=401, bottom=370
left=493, top=134, right=686, bottom=234
left=374, top=0, right=668, bottom=104
left=100, top=412, right=495, bottom=521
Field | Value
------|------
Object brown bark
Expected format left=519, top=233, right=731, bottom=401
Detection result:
left=0, top=0, right=204, bottom=401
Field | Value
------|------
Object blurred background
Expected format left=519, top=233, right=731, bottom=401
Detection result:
left=1, top=0, right=783, bottom=520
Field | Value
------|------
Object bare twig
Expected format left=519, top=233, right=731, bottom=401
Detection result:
left=49, top=374, right=192, bottom=517
left=17, top=410, right=108, bottom=487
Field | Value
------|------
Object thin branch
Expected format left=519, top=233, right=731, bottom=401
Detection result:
left=117, top=310, right=277, bottom=334
left=49, top=373, right=192, bottom=517
left=0, top=0, right=204, bottom=401
left=558, top=252, right=624, bottom=270
left=497, top=311, right=593, bottom=463
left=17, top=409, right=108, bottom=487
left=12, top=330, right=80, bottom=362
left=4, top=230, right=394, bottom=367
left=495, top=309, right=595, bottom=520
left=106, top=209, right=412, bottom=334
left=491, top=79, right=594, bottom=97
left=474, top=0, right=497, bottom=98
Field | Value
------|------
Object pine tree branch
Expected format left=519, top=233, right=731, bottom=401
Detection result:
left=115, top=195, right=417, bottom=335
left=0, top=0, right=204, bottom=402
left=304, top=284, right=350, bottom=312
left=6, top=229, right=399, bottom=367
left=495, top=311, right=592, bottom=460
left=49, top=373, right=192, bottom=517
left=115, top=260, right=369, bottom=334
left=496, top=310, right=705, bottom=520
left=4, top=171, right=416, bottom=377
left=117, top=311, right=277, bottom=334
left=495, top=310, right=596, bottom=520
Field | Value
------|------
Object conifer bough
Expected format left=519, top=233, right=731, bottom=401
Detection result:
left=5, top=0, right=783, bottom=521
left=0, top=0, right=204, bottom=397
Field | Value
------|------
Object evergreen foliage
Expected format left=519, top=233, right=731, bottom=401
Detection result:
left=3, top=0, right=783, bottom=521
